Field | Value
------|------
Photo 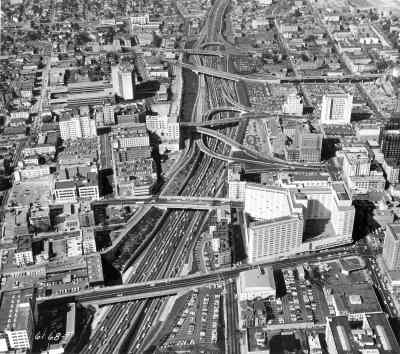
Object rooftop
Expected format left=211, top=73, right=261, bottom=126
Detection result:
left=0, top=288, right=35, bottom=332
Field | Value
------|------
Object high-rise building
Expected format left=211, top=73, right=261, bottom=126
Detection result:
left=59, top=115, right=97, bottom=141
left=282, top=93, right=303, bottom=115
left=320, top=93, right=353, bottom=125
left=244, top=184, right=304, bottom=262
left=59, top=116, right=82, bottom=141
left=383, top=224, right=400, bottom=270
left=338, top=146, right=385, bottom=195
left=111, top=64, right=135, bottom=100
left=379, top=117, right=400, bottom=161
left=342, top=146, right=371, bottom=177
left=103, top=104, right=115, bottom=125
left=247, top=216, right=304, bottom=262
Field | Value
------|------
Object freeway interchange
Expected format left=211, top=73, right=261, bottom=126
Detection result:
left=63, top=1, right=358, bottom=353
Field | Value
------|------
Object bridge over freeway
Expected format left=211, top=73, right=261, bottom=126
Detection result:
left=180, top=117, right=242, bottom=128
left=91, top=196, right=243, bottom=210
left=181, top=63, right=383, bottom=84
left=195, top=127, right=323, bottom=170
left=38, top=246, right=356, bottom=306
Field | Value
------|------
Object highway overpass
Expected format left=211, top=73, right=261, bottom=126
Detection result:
left=195, top=127, right=323, bottom=170
left=181, top=63, right=383, bottom=84
left=91, top=196, right=243, bottom=210
left=38, top=246, right=358, bottom=306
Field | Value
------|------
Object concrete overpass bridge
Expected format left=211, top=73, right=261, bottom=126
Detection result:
left=181, top=63, right=383, bottom=84
left=181, top=117, right=241, bottom=128
left=182, top=49, right=225, bottom=58
left=195, top=127, right=323, bottom=169
left=203, top=106, right=248, bottom=120
left=38, top=246, right=355, bottom=306
left=91, top=196, right=242, bottom=210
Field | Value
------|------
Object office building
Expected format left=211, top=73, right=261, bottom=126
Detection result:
left=382, top=158, right=400, bottom=184
left=284, top=124, right=323, bottom=163
left=383, top=224, right=400, bottom=270
left=342, top=146, right=371, bottom=177
left=338, top=146, right=385, bottom=195
left=320, top=93, right=353, bottom=125
left=379, top=118, right=400, bottom=161
left=282, top=93, right=303, bottom=115
left=54, top=180, right=78, bottom=203
left=111, top=64, right=135, bottom=100
left=0, top=288, right=36, bottom=350
left=103, top=104, right=115, bottom=125
left=14, top=235, right=34, bottom=266
left=59, top=114, right=96, bottom=141
left=228, top=180, right=246, bottom=201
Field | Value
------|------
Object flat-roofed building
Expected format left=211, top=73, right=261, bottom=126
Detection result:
left=383, top=224, right=400, bottom=271
left=14, top=235, right=34, bottom=266
left=247, top=216, right=304, bottom=262
left=0, top=288, right=36, bottom=350
left=326, top=313, right=400, bottom=354
left=238, top=267, right=276, bottom=300
left=321, top=93, right=353, bottom=125
left=54, top=180, right=77, bottom=203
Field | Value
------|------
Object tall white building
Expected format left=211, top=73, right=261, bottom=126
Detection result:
left=244, top=184, right=295, bottom=220
left=338, top=146, right=385, bottom=195
left=111, top=64, right=135, bottom=100
left=247, top=216, right=304, bottom=262
left=342, top=146, right=371, bottom=177
left=103, top=104, right=115, bottom=125
left=79, top=115, right=97, bottom=138
left=244, top=184, right=304, bottom=263
left=59, top=116, right=82, bottom=141
left=282, top=93, right=303, bottom=115
left=59, top=115, right=96, bottom=141
left=320, top=93, right=353, bottom=125
left=145, top=114, right=180, bottom=152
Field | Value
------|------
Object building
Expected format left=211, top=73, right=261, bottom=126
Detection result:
left=244, top=184, right=298, bottom=221
left=325, top=313, right=400, bottom=354
left=383, top=224, right=400, bottom=271
left=320, top=93, right=353, bottom=125
left=382, top=158, right=400, bottom=184
left=0, top=288, right=36, bottom=350
left=247, top=216, right=304, bottom=263
left=237, top=267, right=276, bottom=300
left=111, top=64, right=135, bottom=100
left=342, top=146, right=371, bottom=177
left=82, top=227, right=97, bottom=254
left=14, top=235, right=34, bottom=266
left=103, top=104, right=115, bottom=125
left=54, top=180, right=77, bottom=203
left=59, top=114, right=96, bottom=141
left=282, top=93, right=303, bottom=115
left=380, top=118, right=400, bottom=161
left=284, top=124, right=323, bottom=163
left=228, top=180, right=246, bottom=201
left=339, top=146, right=385, bottom=195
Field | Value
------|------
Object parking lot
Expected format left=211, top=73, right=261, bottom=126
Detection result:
left=158, top=286, right=224, bottom=352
